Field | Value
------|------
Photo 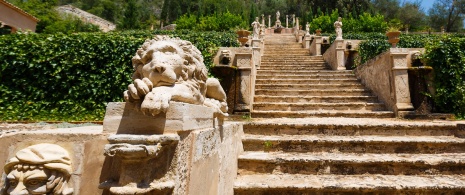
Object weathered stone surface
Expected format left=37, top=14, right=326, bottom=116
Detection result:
left=103, top=102, right=217, bottom=134
left=0, top=126, right=107, bottom=195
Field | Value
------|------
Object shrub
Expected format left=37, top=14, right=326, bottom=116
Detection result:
left=422, top=36, right=465, bottom=118
left=176, top=12, right=246, bottom=31
left=0, top=30, right=239, bottom=121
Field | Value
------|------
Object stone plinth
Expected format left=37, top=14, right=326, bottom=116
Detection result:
left=103, top=102, right=216, bottom=135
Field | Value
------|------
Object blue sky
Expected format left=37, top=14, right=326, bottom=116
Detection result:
left=407, top=0, right=435, bottom=12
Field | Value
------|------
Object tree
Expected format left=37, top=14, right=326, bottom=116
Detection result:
left=428, top=0, right=465, bottom=32
left=398, top=1, right=426, bottom=31
left=119, top=0, right=140, bottom=30
left=371, top=0, right=400, bottom=21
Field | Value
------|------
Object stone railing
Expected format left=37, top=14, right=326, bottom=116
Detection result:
left=354, top=48, right=425, bottom=117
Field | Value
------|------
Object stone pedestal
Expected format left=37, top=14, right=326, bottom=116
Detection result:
left=235, top=53, right=254, bottom=112
left=100, top=102, right=244, bottom=195
left=310, top=36, right=322, bottom=56
left=335, top=39, right=346, bottom=70
left=252, top=39, right=261, bottom=69
left=390, top=48, right=414, bottom=116
left=304, top=35, right=311, bottom=49
left=103, top=102, right=217, bottom=135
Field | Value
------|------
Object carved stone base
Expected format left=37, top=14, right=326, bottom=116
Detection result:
left=103, top=102, right=216, bottom=135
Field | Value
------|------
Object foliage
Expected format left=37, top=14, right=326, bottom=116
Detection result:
left=0, top=30, right=238, bottom=121
left=428, top=0, right=465, bottom=32
left=43, top=15, right=100, bottom=34
left=310, top=12, right=388, bottom=34
left=422, top=36, right=465, bottom=117
left=175, top=12, right=247, bottom=31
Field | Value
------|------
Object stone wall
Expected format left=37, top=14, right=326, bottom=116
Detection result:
left=354, top=48, right=422, bottom=115
left=354, top=51, right=395, bottom=111
left=56, top=5, right=116, bottom=32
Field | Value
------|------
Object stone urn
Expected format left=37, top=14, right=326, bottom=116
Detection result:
left=236, top=30, right=250, bottom=47
left=315, top=29, right=322, bottom=36
left=386, top=31, right=401, bottom=48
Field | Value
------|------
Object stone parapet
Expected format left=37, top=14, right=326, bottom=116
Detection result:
left=354, top=48, right=423, bottom=117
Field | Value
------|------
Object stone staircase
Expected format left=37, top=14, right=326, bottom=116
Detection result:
left=233, top=34, right=465, bottom=194
left=252, top=34, right=394, bottom=118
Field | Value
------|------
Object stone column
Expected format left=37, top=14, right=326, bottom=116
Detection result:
left=390, top=48, right=414, bottom=116
left=286, top=15, right=289, bottom=28
left=304, top=34, right=311, bottom=49
left=335, top=39, right=346, bottom=70
left=252, top=39, right=261, bottom=69
left=292, top=14, right=295, bottom=26
left=268, top=15, right=271, bottom=29
left=295, top=17, right=300, bottom=42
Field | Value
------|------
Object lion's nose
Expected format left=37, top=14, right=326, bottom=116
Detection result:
left=154, top=65, right=165, bottom=73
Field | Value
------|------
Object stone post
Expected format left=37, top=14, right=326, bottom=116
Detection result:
left=268, top=15, right=271, bottom=29
left=390, top=48, right=414, bottom=116
left=304, top=34, right=311, bottom=49
left=235, top=53, right=255, bottom=112
left=252, top=38, right=261, bottom=69
left=313, top=35, right=322, bottom=56
left=441, top=26, right=445, bottom=34
left=295, top=17, right=301, bottom=42
left=335, top=39, right=346, bottom=70
left=286, top=15, right=288, bottom=28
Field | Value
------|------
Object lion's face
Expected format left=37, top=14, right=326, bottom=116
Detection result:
left=139, top=41, right=185, bottom=87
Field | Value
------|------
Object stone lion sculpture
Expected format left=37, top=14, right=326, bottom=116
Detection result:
left=1, top=143, right=73, bottom=195
left=124, top=36, right=228, bottom=117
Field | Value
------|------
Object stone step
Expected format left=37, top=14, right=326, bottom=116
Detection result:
left=251, top=110, right=395, bottom=118
left=242, top=119, right=459, bottom=136
left=238, top=152, right=465, bottom=175
left=260, top=61, right=326, bottom=67
left=261, top=57, right=324, bottom=60
left=234, top=174, right=465, bottom=194
left=255, top=79, right=361, bottom=85
left=242, top=134, right=465, bottom=153
left=256, top=70, right=353, bottom=75
left=257, top=73, right=357, bottom=80
left=253, top=102, right=386, bottom=112
left=254, top=95, right=379, bottom=103
left=255, top=89, right=372, bottom=97
left=258, top=66, right=328, bottom=70
left=255, top=84, right=365, bottom=90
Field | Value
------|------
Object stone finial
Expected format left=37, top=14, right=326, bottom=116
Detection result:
left=2, top=144, right=74, bottom=195
left=251, top=17, right=260, bottom=39
left=124, top=36, right=228, bottom=117
left=334, top=17, right=343, bottom=40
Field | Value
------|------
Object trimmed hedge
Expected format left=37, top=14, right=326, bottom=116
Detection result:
left=0, top=30, right=239, bottom=121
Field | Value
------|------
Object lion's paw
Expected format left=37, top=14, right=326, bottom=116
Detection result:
left=125, top=78, right=153, bottom=102
left=204, top=98, right=229, bottom=117
left=141, top=91, right=172, bottom=116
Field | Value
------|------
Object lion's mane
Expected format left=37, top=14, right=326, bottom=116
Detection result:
left=131, top=35, right=208, bottom=96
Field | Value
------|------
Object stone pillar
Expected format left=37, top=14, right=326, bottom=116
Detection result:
left=295, top=17, right=300, bottom=42
left=252, top=39, right=261, bottom=69
left=335, top=39, right=346, bottom=70
left=292, top=14, right=295, bottom=26
left=286, top=15, right=288, bottom=28
left=314, top=35, right=322, bottom=56
left=441, top=26, right=445, bottom=34
left=268, top=15, right=271, bottom=29
left=235, top=53, right=254, bottom=112
left=390, top=48, right=414, bottom=116
left=304, top=34, right=311, bottom=49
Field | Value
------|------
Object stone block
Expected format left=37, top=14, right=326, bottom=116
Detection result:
left=103, top=102, right=216, bottom=135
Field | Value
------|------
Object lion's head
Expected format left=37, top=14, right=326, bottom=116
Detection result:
left=131, top=36, right=208, bottom=93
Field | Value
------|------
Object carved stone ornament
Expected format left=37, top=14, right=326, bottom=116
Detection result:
left=124, top=36, right=228, bottom=118
left=1, top=144, right=73, bottom=195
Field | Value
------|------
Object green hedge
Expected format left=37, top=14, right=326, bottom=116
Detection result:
left=0, top=30, right=239, bottom=121
left=422, top=36, right=465, bottom=118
